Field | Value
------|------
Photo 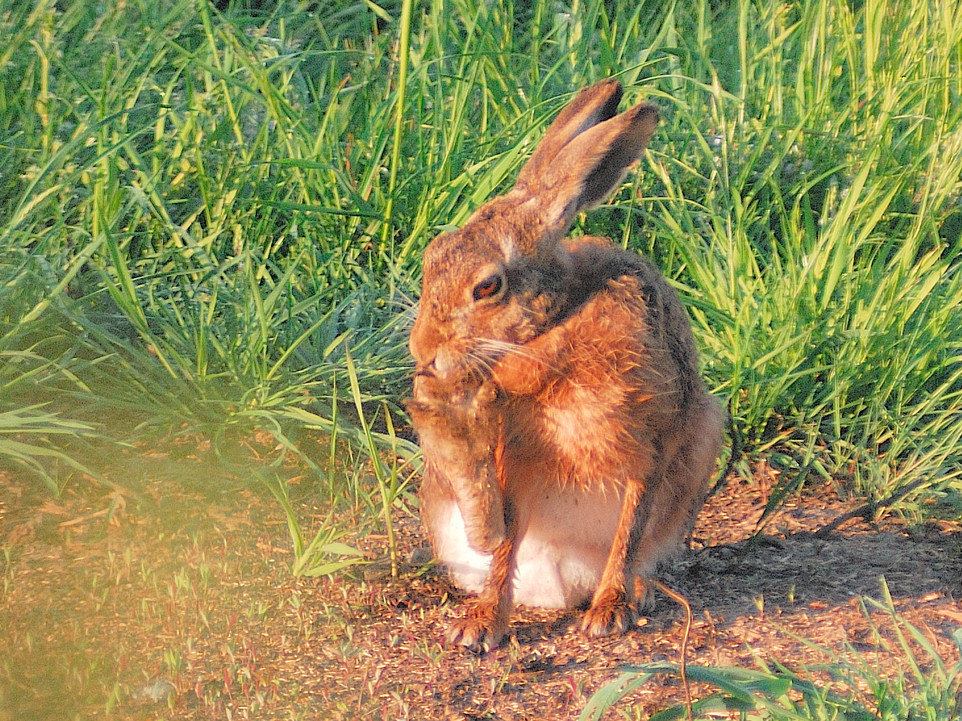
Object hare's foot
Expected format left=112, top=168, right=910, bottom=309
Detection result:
left=581, top=586, right=639, bottom=638
left=446, top=602, right=507, bottom=653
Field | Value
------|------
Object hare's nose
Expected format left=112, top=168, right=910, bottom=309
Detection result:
left=409, top=320, right=438, bottom=366
left=414, top=360, right=436, bottom=379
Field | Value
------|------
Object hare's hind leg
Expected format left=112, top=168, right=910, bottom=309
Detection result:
left=582, top=398, right=723, bottom=638
left=581, top=476, right=655, bottom=637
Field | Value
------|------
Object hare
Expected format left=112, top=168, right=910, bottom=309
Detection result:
left=406, top=79, right=724, bottom=652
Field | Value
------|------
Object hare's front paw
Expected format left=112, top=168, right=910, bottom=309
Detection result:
left=446, top=604, right=507, bottom=653
left=581, top=587, right=639, bottom=638
left=413, top=370, right=496, bottom=410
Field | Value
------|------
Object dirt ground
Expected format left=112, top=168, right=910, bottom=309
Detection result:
left=0, top=441, right=960, bottom=720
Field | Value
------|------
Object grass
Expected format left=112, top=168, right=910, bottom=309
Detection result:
left=2, top=0, right=960, bottom=514
left=0, top=0, right=960, bottom=713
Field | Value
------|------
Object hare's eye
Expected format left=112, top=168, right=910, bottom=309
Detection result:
left=472, top=273, right=504, bottom=302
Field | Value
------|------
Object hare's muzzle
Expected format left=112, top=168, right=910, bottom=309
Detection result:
left=412, top=366, right=434, bottom=397
left=413, top=364, right=436, bottom=379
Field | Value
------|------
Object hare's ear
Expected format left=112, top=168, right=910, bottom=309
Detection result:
left=515, top=79, right=624, bottom=190
left=517, top=96, right=659, bottom=240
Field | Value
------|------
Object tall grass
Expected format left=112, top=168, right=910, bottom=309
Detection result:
left=646, top=0, right=962, bottom=510
left=2, top=0, right=960, bottom=524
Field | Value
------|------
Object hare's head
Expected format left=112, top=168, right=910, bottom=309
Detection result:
left=410, top=79, right=659, bottom=386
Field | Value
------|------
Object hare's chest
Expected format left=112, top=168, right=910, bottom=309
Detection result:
left=428, top=483, right=623, bottom=608
left=533, top=383, right=632, bottom=476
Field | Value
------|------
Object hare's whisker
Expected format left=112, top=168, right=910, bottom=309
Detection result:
left=477, top=338, right=565, bottom=377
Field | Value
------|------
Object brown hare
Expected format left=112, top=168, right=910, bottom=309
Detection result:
left=406, top=79, right=724, bottom=652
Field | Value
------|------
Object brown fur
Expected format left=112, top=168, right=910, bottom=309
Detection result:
left=406, top=80, right=724, bottom=652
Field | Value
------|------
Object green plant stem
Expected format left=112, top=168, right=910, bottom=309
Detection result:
left=380, top=0, right=414, bottom=258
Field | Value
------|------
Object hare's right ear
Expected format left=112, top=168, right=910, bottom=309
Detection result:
left=513, top=80, right=659, bottom=244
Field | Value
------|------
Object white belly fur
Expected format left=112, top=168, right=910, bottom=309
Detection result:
left=430, top=485, right=623, bottom=608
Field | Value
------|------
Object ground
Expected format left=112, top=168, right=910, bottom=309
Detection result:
left=0, top=437, right=959, bottom=720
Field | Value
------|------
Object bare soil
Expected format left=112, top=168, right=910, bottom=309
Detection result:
left=0, top=440, right=959, bottom=720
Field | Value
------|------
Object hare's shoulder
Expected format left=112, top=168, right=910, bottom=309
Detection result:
left=559, top=236, right=702, bottom=404
left=563, top=236, right=675, bottom=306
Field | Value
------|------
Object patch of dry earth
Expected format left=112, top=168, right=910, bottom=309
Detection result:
left=0, top=458, right=959, bottom=721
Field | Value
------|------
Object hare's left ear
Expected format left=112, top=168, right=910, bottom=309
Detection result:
left=515, top=92, right=659, bottom=240
left=515, top=79, right=625, bottom=190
